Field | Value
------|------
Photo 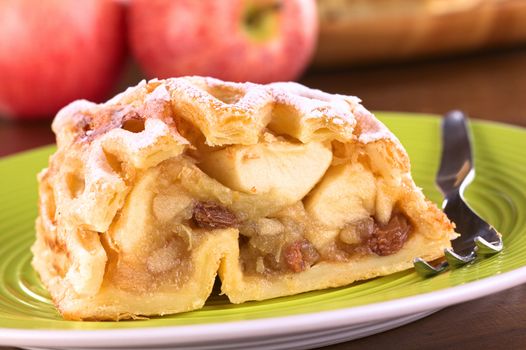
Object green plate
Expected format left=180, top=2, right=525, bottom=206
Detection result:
left=1, top=112, right=525, bottom=332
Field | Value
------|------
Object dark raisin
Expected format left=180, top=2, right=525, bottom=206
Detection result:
left=368, top=213, right=412, bottom=256
left=283, top=240, right=320, bottom=273
left=192, top=201, right=239, bottom=229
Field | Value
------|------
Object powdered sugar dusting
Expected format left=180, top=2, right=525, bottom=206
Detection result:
left=103, top=118, right=187, bottom=153
left=107, top=80, right=148, bottom=105
left=170, top=76, right=273, bottom=117
left=146, top=84, right=171, bottom=102
left=52, top=100, right=97, bottom=134
left=268, top=82, right=357, bottom=128
left=352, top=104, right=398, bottom=145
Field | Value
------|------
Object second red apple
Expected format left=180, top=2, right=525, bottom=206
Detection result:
left=128, top=0, right=318, bottom=83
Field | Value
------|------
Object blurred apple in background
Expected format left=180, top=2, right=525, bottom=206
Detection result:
left=0, top=0, right=126, bottom=120
left=128, top=0, right=318, bottom=83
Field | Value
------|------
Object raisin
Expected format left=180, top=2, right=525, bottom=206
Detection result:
left=192, top=201, right=239, bottom=229
left=283, top=240, right=320, bottom=273
left=368, top=213, right=412, bottom=256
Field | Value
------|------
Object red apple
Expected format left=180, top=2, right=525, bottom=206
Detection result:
left=128, top=0, right=318, bottom=83
left=0, top=0, right=126, bottom=120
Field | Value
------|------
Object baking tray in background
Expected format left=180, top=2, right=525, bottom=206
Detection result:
left=314, top=0, right=526, bottom=67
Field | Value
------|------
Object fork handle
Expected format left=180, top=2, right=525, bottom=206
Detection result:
left=436, top=111, right=474, bottom=196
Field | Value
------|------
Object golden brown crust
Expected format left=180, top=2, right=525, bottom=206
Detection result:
left=32, top=77, right=454, bottom=320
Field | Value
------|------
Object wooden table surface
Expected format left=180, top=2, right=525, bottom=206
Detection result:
left=1, top=47, right=526, bottom=349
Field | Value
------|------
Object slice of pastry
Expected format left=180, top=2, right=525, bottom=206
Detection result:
left=32, top=76, right=455, bottom=320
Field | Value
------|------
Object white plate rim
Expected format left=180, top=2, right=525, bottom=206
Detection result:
left=1, top=263, right=525, bottom=348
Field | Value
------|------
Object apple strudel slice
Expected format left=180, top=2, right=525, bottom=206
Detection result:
left=32, top=76, right=456, bottom=320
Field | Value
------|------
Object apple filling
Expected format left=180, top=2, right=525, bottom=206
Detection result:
left=238, top=203, right=322, bottom=275
left=104, top=122, right=416, bottom=285
left=237, top=204, right=413, bottom=276
left=174, top=130, right=417, bottom=277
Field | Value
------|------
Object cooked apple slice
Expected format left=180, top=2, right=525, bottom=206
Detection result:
left=198, top=136, right=332, bottom=205
left=304, top=162, right=376, bottom=229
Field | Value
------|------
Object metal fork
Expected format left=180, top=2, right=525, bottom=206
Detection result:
left=413, top=110, right=503, bottom=277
